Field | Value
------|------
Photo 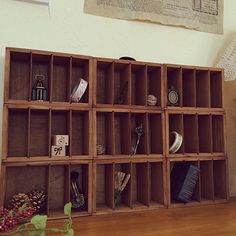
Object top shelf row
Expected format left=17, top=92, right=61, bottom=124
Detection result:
left=5, top=48, right=224, bottom=109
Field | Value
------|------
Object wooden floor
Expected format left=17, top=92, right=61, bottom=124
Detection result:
left=48, top=201, right=236, bottom=236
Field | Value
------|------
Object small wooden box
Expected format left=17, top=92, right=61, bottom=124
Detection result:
left=51, top=145, right=66, bottom=157
left=52, top=135, right=69, bottom=146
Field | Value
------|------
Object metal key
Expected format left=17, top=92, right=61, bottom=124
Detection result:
left=132, top=123, right=144, bottom=155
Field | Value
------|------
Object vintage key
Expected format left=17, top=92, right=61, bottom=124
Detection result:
left=71, top=171, right=85, bottom=209
left=132, top=123, right=144, bottom=155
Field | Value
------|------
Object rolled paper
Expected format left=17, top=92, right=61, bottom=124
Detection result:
left=169, top=131, right=183, bottom=153
left=71, top=78, right=88, bottom=102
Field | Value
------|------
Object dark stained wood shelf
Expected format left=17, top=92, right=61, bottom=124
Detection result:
left=0, top=47, right=228, bottom=218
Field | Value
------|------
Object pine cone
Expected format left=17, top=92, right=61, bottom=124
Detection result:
left=28, top=190, right=46, bottom=213
left=9, top=193, right=30, bottom=210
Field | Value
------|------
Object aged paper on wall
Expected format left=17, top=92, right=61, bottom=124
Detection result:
left=216, top=37, right=236, bottom=81
left=84, top=0, right=223, bottom=34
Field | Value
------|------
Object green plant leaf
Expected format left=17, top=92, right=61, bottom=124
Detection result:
left=65, top=228, right=74, bottom=236
left=30, top=215, right=47, bottom=229
left=29, top=231, right=45, bottom=236
left=64, top=202, right=72, bottom=216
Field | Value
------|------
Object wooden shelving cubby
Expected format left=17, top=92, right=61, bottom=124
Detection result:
left=166, top=111, right=226, bottom=157
left=94, top=109, right=164, bottom=158
left=94, top=159, right=165, bottom=213
left=165, top=65, right=223, bottom=109
left=168, top=158, right=228, bottom=207
left=6, top=48, right=92, bottom=105
left=0, top=161, right=92, bottom=218
left=4, top=105, right=91, bottom=161
left=94, top=59, right=163, bottom=109
left=0, top=48, right=228, bottom=218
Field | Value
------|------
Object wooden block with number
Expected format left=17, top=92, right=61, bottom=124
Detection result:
left=52, top=135, right=69, bottom=146
left=51, top=145, right=66, bottom=157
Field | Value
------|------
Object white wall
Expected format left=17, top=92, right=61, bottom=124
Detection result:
left=0, top=0, right=236, bottom=194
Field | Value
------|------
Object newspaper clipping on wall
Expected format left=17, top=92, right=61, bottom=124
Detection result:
left=216, top=37, right=236, bottom=81
left=84, top=0, right=224, bottom=34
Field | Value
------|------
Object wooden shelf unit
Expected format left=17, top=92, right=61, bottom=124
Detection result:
left=166, top=110, right=226, bottom=157
left=93, top=108, right=165, bottom=158
left=94, top=59, right=163, bottom=109
left=167, top=157, right=228, bottom=207
left=165, top=65, right=224, bottom=109
left=0, top=161, right=92, bottom=218
left=5, top=49, right=92, bottom=105
left=0, top=48, right=228, bottom=218
left=4, top=104, right=92, bottom=160
left=93, top=159, right=166, bottom=213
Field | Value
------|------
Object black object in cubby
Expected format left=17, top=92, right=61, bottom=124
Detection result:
left=171, top=162, right=200, bottom=203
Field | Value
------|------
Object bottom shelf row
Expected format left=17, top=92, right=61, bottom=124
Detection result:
left=95, top=159, right=228, bottom=212
left=0, top=158, right=228, bottom=218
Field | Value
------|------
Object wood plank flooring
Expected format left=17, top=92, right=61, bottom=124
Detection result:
left=47, top=201, right=236, bottom=236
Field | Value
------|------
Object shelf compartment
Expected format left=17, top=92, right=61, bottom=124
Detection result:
left=149, top=162, right=164, bottom=206
left=71, top=110, right=89, bottom=156
left=30, top=109, right=49, bottom=157
left=170, top=161, right=200, bottom=205
left=182, top=68, right=196, bottom=107
left=183, top=115, right=198, bottom=154
left=52, top=56, right=70, bottom=102
left=32, top=53, right=51, bottom=102
left=147, top=65, right=162, bottom=107
left=210, top=70, right=223, bottom=108
left=131, top=64, right=147, bottom=106
left=114, top=163, right=131, bottom=209
left=4, top=165, right=48, bottom=214
left=71, top=57, right=90, bottom=104
left=148, top=113, right=163, bottom=155
left=114, top=112, right=131, bottom=155
left=114, top=63, right=131, bottom=105
left=168, top=114, right=184, bottom=155
left=200, top=160, right=214, bottom=201
left=70, top=164, right=89, bottom=214
left=51, top=110, right=70, bottom=157
left=131, top=162, right=149, bottom=208
left=96, top=112, right=114, bottom=155
left=96, top=164, right=114, bottom=211
left=213, top=160, right=227, bottom=200
left=131, top=113, right=148, bottom=155
left=9, top=51, right=31, bottom=101
left=196, top=69, right=210, bottom=108
left=198, top=115, right=212, bottom=154
left=49, top=165, right=70, bottom=216
left=212, top=115, right=225, bottom=153
left=166, top=66, right=182, bottom=107
left=8, top=108, right=28, bottom=157
left=96, top=61, right=114, bottom=105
